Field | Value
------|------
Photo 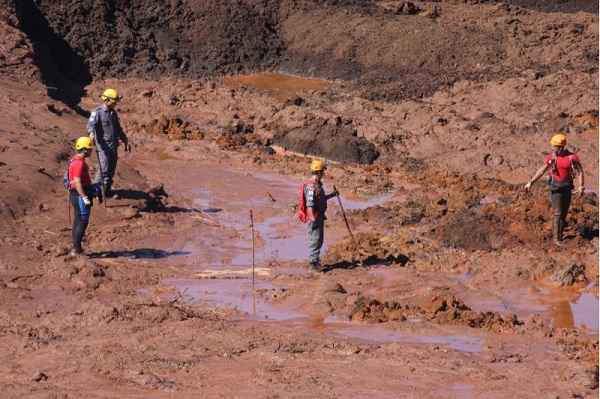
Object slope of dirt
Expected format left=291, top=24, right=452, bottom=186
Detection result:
left=5, top=0, right=597, bottom=103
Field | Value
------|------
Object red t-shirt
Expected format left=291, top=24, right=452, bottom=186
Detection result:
left=68, top=156, right=92, bottom=189
left=544, top=150, right=579, bottom=183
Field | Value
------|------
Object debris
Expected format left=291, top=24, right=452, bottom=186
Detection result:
left=32, top=371, right=48, bottom=382
left=551, top=264, right=587, bottom=286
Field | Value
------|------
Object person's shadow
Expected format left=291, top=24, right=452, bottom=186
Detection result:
left=323, top=254, right=410, bottom=273
left=111, top=186, right=222, bottom=214
left=89, top=248, right=191, bottom=259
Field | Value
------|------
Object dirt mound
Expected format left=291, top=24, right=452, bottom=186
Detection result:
left=145, top=115, right=205, bottom=141
left=273, top=116, right=379, bottom=164
left=325, top=232, right=409, bottom=266
left=349, top=294, right=524, bottom=333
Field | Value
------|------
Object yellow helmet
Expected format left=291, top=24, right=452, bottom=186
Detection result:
left=310, top=159, right=327, bottom=173
left=101, top=88, right=121, bottom=102
left=550, top=133, right=567, bottom=147
left=75, top=136, right=93, bottom=151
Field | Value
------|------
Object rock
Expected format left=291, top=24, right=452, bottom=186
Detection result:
left=521, top=69, right=544, bottom=80
left=551, top=264, right=586, bottom=286
left=396, top=2, right=421, bottom=15
left=285, top=96, right=305, bottom=107
left=32, top=371, right=48, bottom=382
left=273, top=116, right=379, bottom=165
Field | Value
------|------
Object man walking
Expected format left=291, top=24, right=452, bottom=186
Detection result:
left=525, top=133, right=585, bottom=245
left=87, top=88, right=130, bottom=199
left=67, top=137, right=97, bottom=255
left=302, top=159, right=338, bottom=271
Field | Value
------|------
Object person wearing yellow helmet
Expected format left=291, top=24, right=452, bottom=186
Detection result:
left=67, top=137, right=97, bottom=255
left=299, top=159, right=339, bottom=271
left=87, top=88, right=131, bottom=199
left=524, top=133, right=585, bottom=245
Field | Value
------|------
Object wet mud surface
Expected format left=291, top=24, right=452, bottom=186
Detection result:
left=0, top=1, right=598, bottom=397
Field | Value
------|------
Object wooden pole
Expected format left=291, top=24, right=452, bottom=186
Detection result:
left=333, top=185, right=360, bottom=265
left=249, top=210, right=255, bottom=292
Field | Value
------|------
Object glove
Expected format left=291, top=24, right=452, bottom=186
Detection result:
left=524, top=182, right=532, bottom=191
left=81, top=196, right=91, bottom=207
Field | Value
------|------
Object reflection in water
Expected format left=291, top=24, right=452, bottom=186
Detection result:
left=571, top=293, right=599, bottom=332
left=336, top=325, right=482, bottom=353
left=551, top=300, right=575, bottom=329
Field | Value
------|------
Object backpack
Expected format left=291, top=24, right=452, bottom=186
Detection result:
left=297, top=181, right=309, bottom=223
left=297, top=180, right=325, bottom=223
left=548, top=153, right=576, bottom=190
left=63, top=158, right=74, bottom=190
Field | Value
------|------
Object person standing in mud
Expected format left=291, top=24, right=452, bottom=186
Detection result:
left=301, top=159, right=339, bottom=271
left=87, top=88, right=131, bottom=199
left=524, top=133, right=585, bottom=245
left=67, top=137, right=98, bottom=256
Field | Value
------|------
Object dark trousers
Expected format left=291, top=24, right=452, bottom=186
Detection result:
left=70, top=190, right=92, bottom=252
left=550, top=187, right=572, bottom=241
left=95, top=146, right=118, bottom=192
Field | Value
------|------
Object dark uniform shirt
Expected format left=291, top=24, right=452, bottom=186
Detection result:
left=304, top=181, right=327, bottom=220
left=87, top=105, right=127, bottom=150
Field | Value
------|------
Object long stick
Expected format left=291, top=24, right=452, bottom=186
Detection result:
left=333, top=185, right=355, bottom=242
left=333, top=185, right=360, bottom=265
left=249, top=210, right=255, bottom=292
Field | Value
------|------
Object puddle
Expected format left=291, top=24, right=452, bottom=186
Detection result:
left=432, top=383, right=475, bottom=399
left=340, top=193, right=395, bottom=211
left=333, top=325, right=482, bottom=353
left=224, top=72, right=330, bottom=100
left=568, top=292, right=598, bottom=332
left=167, top=277, right=303, bottom=321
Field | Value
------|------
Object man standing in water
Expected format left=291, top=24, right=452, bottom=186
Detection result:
left=87, top=88, right=131, bottom=199
left=525, top=133, right=585, bottom=245
left=301, top=159, right=339, bottom=271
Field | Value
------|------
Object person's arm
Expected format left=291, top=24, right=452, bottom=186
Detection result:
left=87, top=110, right=99, bottom=143
left=325, top=189, right=339, bottom=200
left=305, top=184, right=317, bottom=222
left=525, top=164, right=549, bottom=191
left=72, top=177, right=91, bottom=206
left=573, top=160, right=585, bottom=195
left=116, top=114, right=130, bottom=151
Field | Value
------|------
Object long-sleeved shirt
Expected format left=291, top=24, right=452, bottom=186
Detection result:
left=87, top=104, right=128, bottom=150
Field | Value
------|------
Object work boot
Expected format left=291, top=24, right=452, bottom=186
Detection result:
left=553, top=217, right=563, bottom=243
left=69, top=248, right=84, bottom=257
left=309, top=261, right=323, bottom=273
left=101, top=184, right=108, bottom=203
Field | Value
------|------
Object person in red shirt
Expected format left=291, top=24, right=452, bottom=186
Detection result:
left=68, top=137, right=97, bottom=255
left=525, top=133, right=585, bottom=244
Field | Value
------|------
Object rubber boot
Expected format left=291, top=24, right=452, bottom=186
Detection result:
left=101, top=183, right=107, bottom=206
left=553, top=216, right=563, bottom=245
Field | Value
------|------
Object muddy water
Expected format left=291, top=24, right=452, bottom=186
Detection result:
left=224, top=72, right=329, bottom=101
left=334, top=325, right=482, bottom=353
left=551, top=291, right=599, bottom=332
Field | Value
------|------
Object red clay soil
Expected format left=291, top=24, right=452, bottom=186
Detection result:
left=0, top=1, right=598, bottom=398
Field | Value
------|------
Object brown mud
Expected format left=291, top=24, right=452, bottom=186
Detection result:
left=0, top=1, right=598, bottom=398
